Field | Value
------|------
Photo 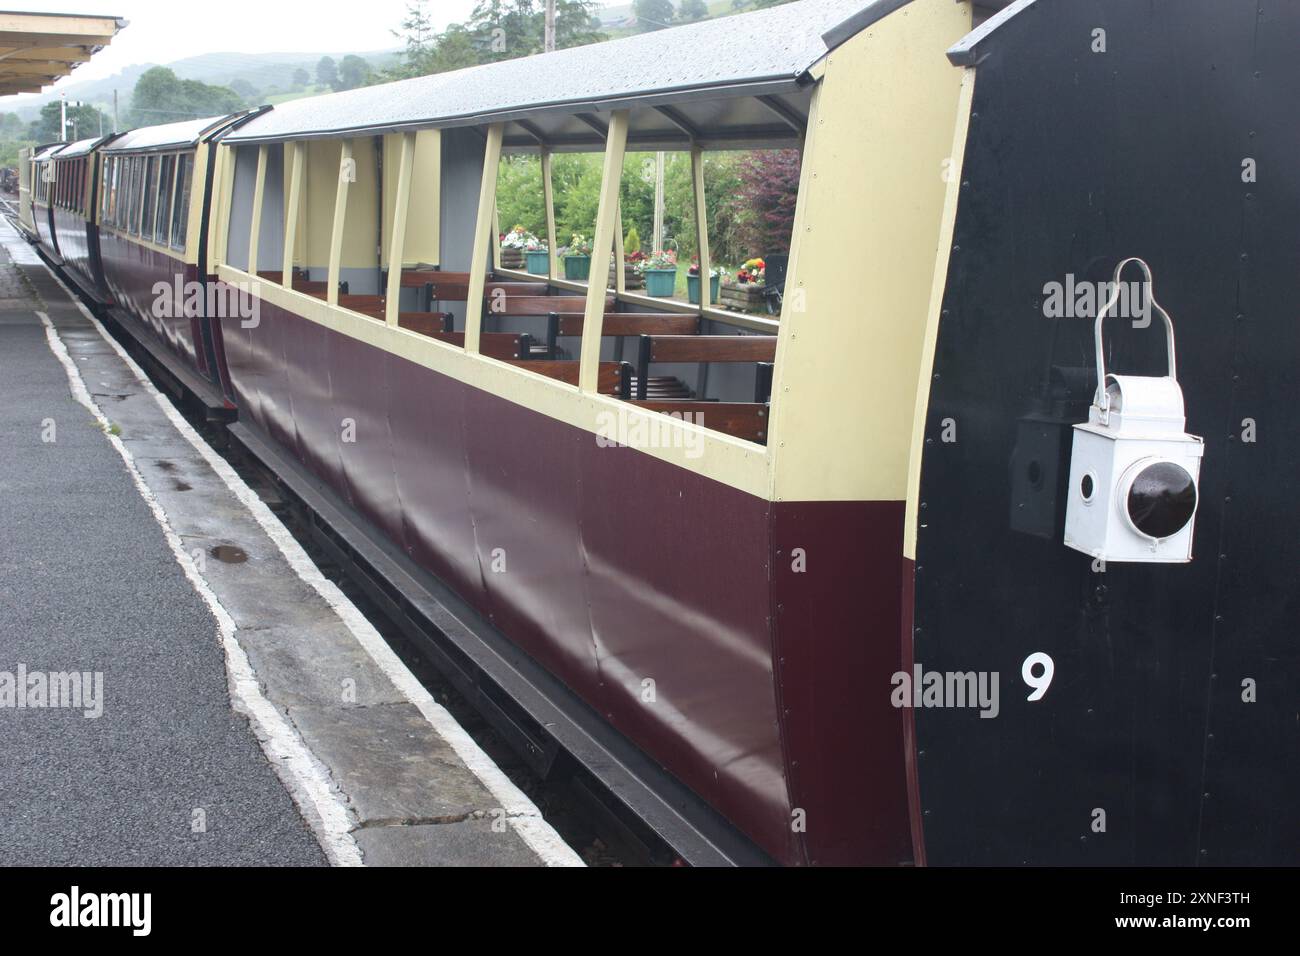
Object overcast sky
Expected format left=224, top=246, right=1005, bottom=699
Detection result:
left=12, top=0, right=486, bottom=91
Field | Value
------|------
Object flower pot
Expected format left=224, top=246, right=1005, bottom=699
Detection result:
left=719, top=280, right=767, bottom=312
left=564, top=255, right=591, bottom=280
left=687, top=274, right=720, bottom=305
left=526, top=250, right=550, bottom=275
left=609, top=260, right=645, bottom=290
left=500, top=246, right=525, bottom=269
left=644, top=268, right=678, bottom=298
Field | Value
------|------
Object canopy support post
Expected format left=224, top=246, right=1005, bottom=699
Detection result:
left=385, top=132, right=416, bottom=327
left=578, top=109, right=629, bottom=394
left=465, top=123, right=504, bottom=355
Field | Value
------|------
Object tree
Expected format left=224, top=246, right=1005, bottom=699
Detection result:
left=316, top=56, right=339, bottom=91
left=632, top=0, right=675, bottom=31
left=391, top=0, right=436, bottom=78
left=734, top=149, right=801, bottom=257
left=552, top=0, right=605, bottom=50
left=291, top=67, right=310, bottom=90
left=679, top=0, right=709, bottom=22
left=229, top=78, right=259, bottom=103
left=338, top=55, right=372, bottom=90
left=127, top=67, right=243, bottom=126
left=29, top=100, right=109, bottom=142
left=388, top=0, right=604, bottom=80
left=494, top=155, right=548, bottom=240
left=429, top=24, right=481, bottom=74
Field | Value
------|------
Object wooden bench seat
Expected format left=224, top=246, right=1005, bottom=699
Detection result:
left=630, top=400, right=769, bottom=444
left=545, top=312, right=700, bottom=354
left=495, top=295, right=614, bottom=315
left=396, top=268, right=549, bottom=303
left=636, top=334, right=778, bottom=401
left=397, top=312, right=453, bottom=336
left=509, top=360, right=631, bottom=398
left=335, top=294, right=386, bottom=318
left=436, top=281, right=552, bottom=302
left=259, top=269, right=329, bottom=295
left=420, top=330, right=533, bottom=361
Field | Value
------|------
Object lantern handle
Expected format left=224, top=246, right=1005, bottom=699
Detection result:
left=1094, top=257, right=1178, bottom=416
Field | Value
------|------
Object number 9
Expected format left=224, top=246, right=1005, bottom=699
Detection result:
left=1022, top=652, right=1055, bottom=701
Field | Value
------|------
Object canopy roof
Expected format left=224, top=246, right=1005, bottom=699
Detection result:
left=224, top=0, right=893, bottom=149
left=0, top=10, right=125, bottom=96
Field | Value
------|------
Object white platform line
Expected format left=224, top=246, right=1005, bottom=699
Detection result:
left=37, top=309, right=364, bottom=867
left=31, top=255, right=583, bottom=867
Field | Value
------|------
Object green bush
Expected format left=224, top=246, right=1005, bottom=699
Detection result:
left=624, top=226, right=641, bottom=255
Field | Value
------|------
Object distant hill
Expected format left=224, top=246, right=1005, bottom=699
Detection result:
left=9, top=48, right=401, bottom=121
left=7, top=0, right=761, bottom=122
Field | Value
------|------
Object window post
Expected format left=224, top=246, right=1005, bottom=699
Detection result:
left=464, top=123, right=503, bottom=355
left=690, top=145, right=711, bottom=312
left=327, top=139, right=353, bottom=306
left=540, top=147, right=557, bottom=280
left=612, top=198, right=626, bottom=294
left=216, top=145, right=236, bottom=267
left=384, top=132, right=416, bottom=327
left=248, top=144, right=267, bottom=276
left=578, top=109, right=629, bottom=394
left=282, top=142, right=304, bottom=289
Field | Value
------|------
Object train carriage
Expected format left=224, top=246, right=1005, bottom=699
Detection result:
left=16, top=0, right=1298, bottom=866
left=95, top=114, right=248, bottom=409
left=47, top=135, right=114, bottom=305
left=207, top=0, right=980, bottom=866
left=27, top=143, right=66, bottom=262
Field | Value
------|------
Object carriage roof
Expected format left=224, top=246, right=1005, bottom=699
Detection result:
left=101, top=113, right=246, bottom=154
left=222, top=0, right=893, bottom=147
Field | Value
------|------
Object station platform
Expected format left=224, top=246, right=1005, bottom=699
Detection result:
left=0, top=219, right=580, bottom=867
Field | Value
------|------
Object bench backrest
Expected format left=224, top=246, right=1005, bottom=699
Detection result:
left=630, top=400, right=769, bottom=444
left=636, top=334, right=778, bottom=401
left=511, top=360, right=630, bottom=398
left=554, top=312, right=700, bottom=337
left=422, top=330, right=532, bottom=361
left=496, top=295, right=612, bottom=315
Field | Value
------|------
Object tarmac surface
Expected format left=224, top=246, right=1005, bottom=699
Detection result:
left=0, top=218, right=578, bottom=867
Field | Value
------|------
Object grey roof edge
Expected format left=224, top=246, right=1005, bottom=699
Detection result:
left=948, top=0, right=1040, bottom=66
left=223, top=77, right=811, bottom=146
left=207, top=105, right=271, bottom=144
left=100, top=110, right=252, bottom=153
left=52, top=133, right=122, bottom=158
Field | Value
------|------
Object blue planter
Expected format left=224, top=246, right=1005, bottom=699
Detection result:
left=687, top=274, right=720, bottom=305
left=644, top=268, right=678, bottom=298
left=525, top=250, right=550, bottom=274
left=564, top=255, right=590, bottom=280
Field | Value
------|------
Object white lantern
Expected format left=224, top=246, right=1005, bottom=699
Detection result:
left=1063, top=258, right=1204, bottom=563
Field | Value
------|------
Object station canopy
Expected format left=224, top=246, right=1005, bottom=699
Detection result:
left=0, top=10, right=125, bottom=96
